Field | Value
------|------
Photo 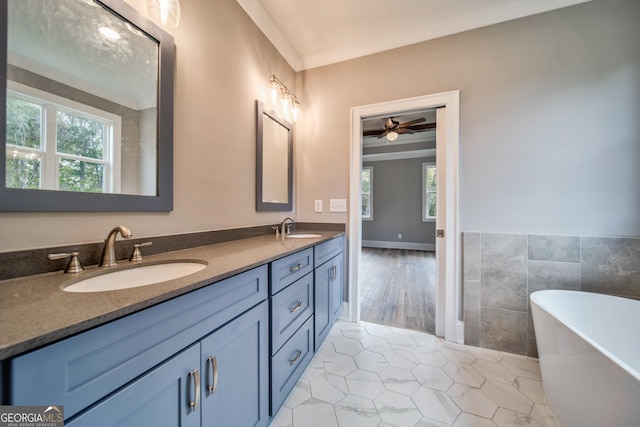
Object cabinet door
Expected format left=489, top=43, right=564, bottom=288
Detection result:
left=314, top=260, right=332, bottom=351
left=330, top=254, right=344, bottom=320
left=67, top=344, right=201, bottom=427
left=200, top=301, right=269, bottom=427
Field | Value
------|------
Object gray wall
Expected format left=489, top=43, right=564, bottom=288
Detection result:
left=362, top=157, right=436, bottom=247
left=463, top=232, right=640, bottom=357
left=296, top=0, right=640, bottom=239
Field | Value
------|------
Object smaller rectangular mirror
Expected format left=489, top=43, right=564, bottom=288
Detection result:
left=256, top=100, right=292, bottom=211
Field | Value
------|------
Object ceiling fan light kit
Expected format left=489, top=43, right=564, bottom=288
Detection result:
left=363, top=117, right=436, bottom=142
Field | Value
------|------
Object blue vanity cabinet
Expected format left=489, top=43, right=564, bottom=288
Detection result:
left=66, top=344, right=201, bottom=427
left=66, top=301, right=269, bottom=427
left=269, top=249, right=316, bottom=416
left=200, top=301, right=269, bottom=427
left=314, top=237, right=344, bottom=351
left=9, top=266, right=269, bottom=426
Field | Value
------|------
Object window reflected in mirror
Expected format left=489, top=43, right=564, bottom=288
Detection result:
left=5, top=0, right=159, bottom=196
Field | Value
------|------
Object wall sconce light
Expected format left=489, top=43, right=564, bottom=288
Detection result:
left=268, top=75, right=300, bottom=123
left=147, top=0, right=181, bottom=28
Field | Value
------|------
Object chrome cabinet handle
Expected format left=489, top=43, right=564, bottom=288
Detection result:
left=289, top=350, right=303, bottom=366
left=331, top=266, right=337, bottom=281
left=289, top=301, right=303, bottom=313
left=189, top=369, right=201, bottom=410
left=207, top=356, right=219, bottom=393
left=289, top=263, right=303, bottom=273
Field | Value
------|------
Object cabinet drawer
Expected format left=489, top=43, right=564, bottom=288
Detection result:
left=271, top=273, right=313, bottom=354
left=270, top=248, right=313, bottom=294
left=314, top=236, right=343, bottom=267
left=10, top=265, right=268, bottom=419
left=271, top=316, right=313, bottom=414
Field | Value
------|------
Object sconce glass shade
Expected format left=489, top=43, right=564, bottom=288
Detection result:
left=292, top=101, right=300, bottom=123
left=267, top=75, right=301, bottom=123
left=386, top=131, right=399, bottom=142
left=147, top=0, right=181, bottom=28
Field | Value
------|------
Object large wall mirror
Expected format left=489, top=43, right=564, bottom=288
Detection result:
left=0, top=0, right=174, bottom=211
left=256, top=101, right=292, bottom=211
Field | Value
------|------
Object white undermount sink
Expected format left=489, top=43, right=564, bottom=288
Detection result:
left=286, top=233, right=324, bottom=239
left=62, top=261, right=208, bottom=293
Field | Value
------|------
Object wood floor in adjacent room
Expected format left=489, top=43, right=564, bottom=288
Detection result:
left=359, top=247, right=436, bottom=333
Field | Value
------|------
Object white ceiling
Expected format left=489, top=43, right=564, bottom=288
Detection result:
left=236, top=0, right=593, bottom=71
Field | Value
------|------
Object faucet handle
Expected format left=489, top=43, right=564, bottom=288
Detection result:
left=130, top=242, right=153, bottom=262
left=48, top=251, right=84, bottom=273
left=272, top=226, right=280, bottom=236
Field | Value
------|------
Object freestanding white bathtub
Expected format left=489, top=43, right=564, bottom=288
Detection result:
left=530, top=290, right=640, bottom=427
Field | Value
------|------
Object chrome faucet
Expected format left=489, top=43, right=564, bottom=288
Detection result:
left=280, top=217, right=295, bottom=236
left=100, top=226, right=133, bottom=267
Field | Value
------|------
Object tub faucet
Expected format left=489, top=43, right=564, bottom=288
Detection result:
left=280, top=217, right=295, bottom=236
left=100, top=226, right=133, bottom=267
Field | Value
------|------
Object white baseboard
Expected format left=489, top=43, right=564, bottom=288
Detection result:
left=338, top=302, right=351, bottom=321
left=362, top=240, right=435, bottom=251
left=456, top=320, right=465, bottom=344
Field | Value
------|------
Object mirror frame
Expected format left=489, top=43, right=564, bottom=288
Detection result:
left=256, top=100, right=292, bottom=212
left=0, top=0, right=174, bottom=212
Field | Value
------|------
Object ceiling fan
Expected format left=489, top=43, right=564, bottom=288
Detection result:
left=363, top=117, right=436, bottom=141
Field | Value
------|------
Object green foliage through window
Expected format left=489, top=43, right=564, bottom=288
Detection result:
left=361, top=167, right=372, bottom=219
left=423, top=164, right=437, bottom=220
left=6, top=91, right=111, bottom=193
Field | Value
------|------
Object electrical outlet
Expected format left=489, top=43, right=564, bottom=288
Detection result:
left=329, top=199, right=347, bottom=212
left=398, top=234, right=403, bottom=239
left=314, top=199, right=323, bottom=213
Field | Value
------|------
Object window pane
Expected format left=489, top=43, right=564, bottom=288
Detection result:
left=427, top=192, right=437, bottom=218
left=361, top=170, right=370, bottom=193
left=57, top=111, right=104, bottom=159
left=362, top=194, right=370, bottom=217
left=5, top=150, right=41, bottom=189
left=59, top=158, right=104, bottom=193
left=6, top=97, right=41, bottom=149
left=426, top=167, right=437, bottom=192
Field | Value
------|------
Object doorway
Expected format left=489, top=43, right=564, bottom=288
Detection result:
left=348, top=91, right=461, bottom=343
left=359, top=109, right=438, bottom=333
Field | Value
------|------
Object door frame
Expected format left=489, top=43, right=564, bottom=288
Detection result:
left=348, top=90, right=462, bottom=343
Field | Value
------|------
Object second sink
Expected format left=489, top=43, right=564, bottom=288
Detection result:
left=286, top=233, right=324, bottom=239
left=63, top=261, right=208, bottom=293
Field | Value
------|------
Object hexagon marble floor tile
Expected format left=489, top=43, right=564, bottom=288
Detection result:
left=269, top=320, right=561, bottom=427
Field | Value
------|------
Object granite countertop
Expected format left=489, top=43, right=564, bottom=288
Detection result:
left=0, top=231, right=343, bottom=361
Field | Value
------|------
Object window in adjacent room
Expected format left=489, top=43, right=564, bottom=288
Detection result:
left=422, top=163, right=436, bottom=221
left=361, top=166, right=372, bottom=220
left=5, top=82, right=121, bottom=193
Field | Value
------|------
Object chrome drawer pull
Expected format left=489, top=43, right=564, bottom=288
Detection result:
left=189, top=369, right=201, bottom=410
left=289, top=301, right=303, bottom=313
left=289, top=350, right=303, bottom=366
left=207, top=356, right=219, bottom=393
left=330, top=266, right=337, bottom=281
left=289, top=263, right=303, bottom=273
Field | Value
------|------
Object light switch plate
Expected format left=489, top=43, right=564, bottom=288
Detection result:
left=314, top=199, right=323, bottom=213
left=329, top=199, right=347, bottom=212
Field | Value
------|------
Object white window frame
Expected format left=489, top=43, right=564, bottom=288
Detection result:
left=6, top=81, right=121, bottom=193
left=361, top=166, right=373, bottom=221
left=422, top=162, right=436, bottom=222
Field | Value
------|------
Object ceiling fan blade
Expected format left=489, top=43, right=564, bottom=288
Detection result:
left=405, top=123, right=437, bottom=131
left=397, top=118, right=426, bottom=128
left=397, top=128, right=416, bottom=134
left=377, top=130, right=390, bottom=139
left=363, top=129, right=385, bottom=137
